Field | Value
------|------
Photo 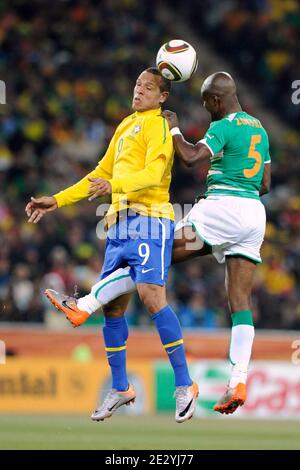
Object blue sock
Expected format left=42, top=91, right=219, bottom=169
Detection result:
left=152, top=305, right=192, bottom=387
left=103, top=316, right=128, bottom=391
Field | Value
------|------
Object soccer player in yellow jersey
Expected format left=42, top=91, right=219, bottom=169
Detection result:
left=26, top=68, right=198, bottom=423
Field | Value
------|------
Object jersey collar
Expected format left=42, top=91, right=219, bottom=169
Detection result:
left=134, top=107, right=161, bottom=117
left=223, top=110, right=244, bottom=120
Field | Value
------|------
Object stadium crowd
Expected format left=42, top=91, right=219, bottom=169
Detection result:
left=175, top=0, right=300, bottom=128
left=0, top=0, right=299, bottom=329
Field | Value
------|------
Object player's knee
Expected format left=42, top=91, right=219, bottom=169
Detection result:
left=137, top=284, right=166, bottom=315
left=228, top=291, right=251, bottom=313
left=139, top=292, right=161, bottom=314
left=103, top=305, right=125, bottom=318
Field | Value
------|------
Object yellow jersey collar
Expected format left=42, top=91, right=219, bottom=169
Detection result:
left=134, top=108, right=161, bottom=118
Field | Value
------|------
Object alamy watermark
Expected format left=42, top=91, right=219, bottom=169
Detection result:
left=0, top=340, right=6, bottom=364
left=0, top=80, right=6, bottom=104
left=95, top=201, right=202, bottom=250
left=291, top=80, right=300, bottom=105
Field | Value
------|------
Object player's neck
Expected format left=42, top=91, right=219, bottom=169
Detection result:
left=221, top=96, right=242, bottom=117
left=221, top=104, right=242, bottom=118
left=134, top=107, right=161, bottom=116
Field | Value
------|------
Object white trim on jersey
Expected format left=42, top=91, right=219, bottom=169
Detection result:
left=158, top=218, right=166, bottom=281
left=198, top=138, right=214, bottom=156
left=208, top=184, right=259, bottom=195
left=225, top=113, right=237, bottom=122
left=264, top=160, right=271, bottom=164
left=208, top=170, right=223, bottom=176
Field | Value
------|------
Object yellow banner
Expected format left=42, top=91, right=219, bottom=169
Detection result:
left=0, top=358, right=154, bottom=414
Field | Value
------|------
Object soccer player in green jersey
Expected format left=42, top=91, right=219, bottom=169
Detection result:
left=163, top=71, right=271, bottom=414
left=46, top=72, right=271, bottom=415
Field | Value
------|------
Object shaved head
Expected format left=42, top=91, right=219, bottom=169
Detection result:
left=201, top=72, right=236, bottom=97
left=201, top=71, right=241, bottom=120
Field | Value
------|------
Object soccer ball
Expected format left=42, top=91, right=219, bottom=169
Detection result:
left=156, top=39, right=198, bottom=83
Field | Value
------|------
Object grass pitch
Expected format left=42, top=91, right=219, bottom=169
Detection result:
left=0, top=414, right=299, bottom=450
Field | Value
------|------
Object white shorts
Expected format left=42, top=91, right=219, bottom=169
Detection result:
left=176, top=196, right=266, bottom=264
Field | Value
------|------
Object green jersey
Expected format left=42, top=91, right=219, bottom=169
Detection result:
left=200, top=111, right=271, bottom=199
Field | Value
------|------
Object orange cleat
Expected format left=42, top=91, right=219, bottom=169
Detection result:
left=45, top=289, right=90, bottom=327
left=213, top=383, right=246, bottom=415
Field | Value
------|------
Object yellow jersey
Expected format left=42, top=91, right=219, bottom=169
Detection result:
left=54, top=108, right=174, bottom=224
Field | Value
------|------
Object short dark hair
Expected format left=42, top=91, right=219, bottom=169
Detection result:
left=146, top=67, right=172, bottom=93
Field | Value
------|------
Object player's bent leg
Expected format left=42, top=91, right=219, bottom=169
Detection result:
left=44, top=269, right=136, bottom=327
left=77, top=267, right=136, bottom=316
left=214, top=256, right=256, bottom=415
left=49, top=228, right=211, bottom=326
left=84, top=227, right=210, bottom=315
left=82, top=228, right=210, bottom=315
left=172, top=227, right=211, bottom=264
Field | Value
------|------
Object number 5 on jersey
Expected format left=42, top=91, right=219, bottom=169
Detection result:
left=244, top=135, right=262, bottom=178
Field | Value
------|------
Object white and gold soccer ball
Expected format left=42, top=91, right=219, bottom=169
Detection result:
left=156, top=39, right=198, bottom=83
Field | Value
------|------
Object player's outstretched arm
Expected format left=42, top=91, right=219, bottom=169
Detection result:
left=25, top=196, right=58, bottom=224
left=162, top=110, right=211, bottom=167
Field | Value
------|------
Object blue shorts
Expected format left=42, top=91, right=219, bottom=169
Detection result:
left=100, top=213, right=174, bottom=286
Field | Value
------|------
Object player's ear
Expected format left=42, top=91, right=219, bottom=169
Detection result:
left=212, top=94, right=219, bottom=106
left=159, top=91, right=169, bottom=105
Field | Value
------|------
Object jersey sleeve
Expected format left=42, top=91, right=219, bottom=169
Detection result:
left=53, top=134, right=115, bottom=207
left=199, top=120, right=230, bottom=156
left=109, top=116, right=173, bottom=193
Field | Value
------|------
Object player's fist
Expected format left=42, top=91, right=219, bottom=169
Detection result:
left=162, top=110, right=179, bottom=130
left=25, top=196, right=58, bottom=224
left=88, top=177, right=112, bottom=201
